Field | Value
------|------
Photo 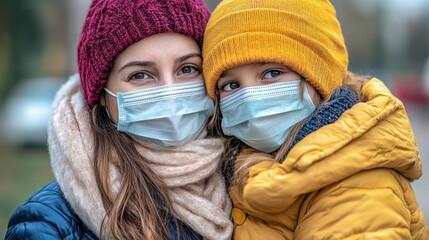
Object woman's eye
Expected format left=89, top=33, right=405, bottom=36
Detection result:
left=263, top=70, right=282, bottom=79
left=129, top=72, right=151, bottom=81
left=222, top=82, right=240, bottom=92
left=178, top=65, right=200, bottom=75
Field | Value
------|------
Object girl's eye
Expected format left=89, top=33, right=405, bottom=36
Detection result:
left=178, top=65, right=200, bottom=75
left=263, top=70, right=282, bottom=79
left=129, top=72, right=151, bottom=81
left=221, top=82, right=240, bottom=92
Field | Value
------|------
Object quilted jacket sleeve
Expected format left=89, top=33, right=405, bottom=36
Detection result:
left=5, top=182, right=96, bottom=240
left=294, top=169, right=426, bottom=240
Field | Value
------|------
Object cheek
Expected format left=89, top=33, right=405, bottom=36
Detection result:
left=104, top=95, right=119, bottom=124
left=306, top=84, right=320, bottom=105
left=219, top=91, right=232, bottom=99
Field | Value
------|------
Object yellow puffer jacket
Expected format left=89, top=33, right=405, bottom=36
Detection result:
left=229, top=79, right=428, bottom=239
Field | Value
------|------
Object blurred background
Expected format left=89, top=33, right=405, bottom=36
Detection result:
left=0, top=0, right=428, bottom=236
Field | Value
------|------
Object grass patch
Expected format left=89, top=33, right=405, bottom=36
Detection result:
left=0, top=143, right=54, bottom=238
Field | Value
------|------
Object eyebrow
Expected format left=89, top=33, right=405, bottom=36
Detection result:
left=118, top=61, right=154, bottom=73
left=221, top=62, right=268, bottom=75
left=175, top=53, right=202, bottom=63
left=118, top=53, right=202, bottom=73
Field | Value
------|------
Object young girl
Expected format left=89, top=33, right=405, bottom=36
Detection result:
left=203, top=0, right=428, bottom=239
left=6, top=0, right=233, bottom=239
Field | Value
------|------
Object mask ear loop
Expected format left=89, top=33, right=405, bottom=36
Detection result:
left=104, top=87, right=117, bottom=97
left=103, top=88, right=118, bottom=128
left=301, top=77, right=322, bottom=107
left=104, top=107, right=118, bottom=128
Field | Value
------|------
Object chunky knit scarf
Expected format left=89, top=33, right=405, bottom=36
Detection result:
left=48, top=74, right=233, bottom=240
left=224, top=86, right=358, bottom=187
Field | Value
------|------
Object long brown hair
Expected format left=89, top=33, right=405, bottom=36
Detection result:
left=90, top=104, right=175, bottom=239
left=209, top=72, right=369, bottom=192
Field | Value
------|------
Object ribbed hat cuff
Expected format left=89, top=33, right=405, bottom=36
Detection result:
left=204, top=32, right=346, bottom=100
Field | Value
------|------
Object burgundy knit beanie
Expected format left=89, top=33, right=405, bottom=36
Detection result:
left=78, top=0, right=211, bottom=108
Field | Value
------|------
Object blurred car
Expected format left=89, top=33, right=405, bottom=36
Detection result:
left=391, top=75, right=429, bottom=106
left=0, top=77, right=64, bottom=147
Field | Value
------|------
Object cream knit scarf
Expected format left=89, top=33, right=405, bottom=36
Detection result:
left=49, top=74, right=233, bottom=239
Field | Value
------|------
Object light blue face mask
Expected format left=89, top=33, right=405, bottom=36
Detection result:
left=220, top=80, right=316, bottom=153
left=105, top=80, right=214, bottom=147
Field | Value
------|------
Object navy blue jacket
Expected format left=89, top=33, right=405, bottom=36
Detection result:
left=6, top=182, right=202, bottom=240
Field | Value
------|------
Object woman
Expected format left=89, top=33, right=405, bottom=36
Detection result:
left=6, top=0, right=233, bottom=239
left=202, top=0, right=428, bottom=239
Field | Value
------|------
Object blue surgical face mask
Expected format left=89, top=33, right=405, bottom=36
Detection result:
left=104, top=80, right=214, bottom=147
left=220, top=80, right=316, bottom=153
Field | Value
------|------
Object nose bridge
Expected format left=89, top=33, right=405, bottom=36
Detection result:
left=159, top=69, right=175, bottom=85
left=240, top=71, right=261, bottom=88
left=161, top=71, right=177, bottom=85
left=156, top=59, right=176, bottom=85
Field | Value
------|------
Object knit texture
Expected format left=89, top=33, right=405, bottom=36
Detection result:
left=203, top=0, right=348, bottom=100
left=78, top=0, right=210, bottom=108
left=48, top=74, right=233, bottom=239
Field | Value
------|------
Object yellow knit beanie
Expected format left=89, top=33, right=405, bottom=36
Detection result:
left=203, top=0, right=348, bottom=100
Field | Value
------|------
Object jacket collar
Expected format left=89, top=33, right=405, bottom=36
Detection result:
left=282, top=78, right=422, bottom=186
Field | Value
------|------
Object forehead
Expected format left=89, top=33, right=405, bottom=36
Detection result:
left=114, top=32, right=200, bottom=65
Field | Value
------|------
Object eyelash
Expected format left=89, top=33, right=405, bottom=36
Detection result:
left=219, top=69, right=285, bottom=91
left=263, top=69, right=283, bottom=79
left=220, top=81, right=240, bottom=92
left=178, top=64, right=201, bottom=75
left=128, top=71, right=151, bottom=81
left=126, top=64, right=201, bottom=82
